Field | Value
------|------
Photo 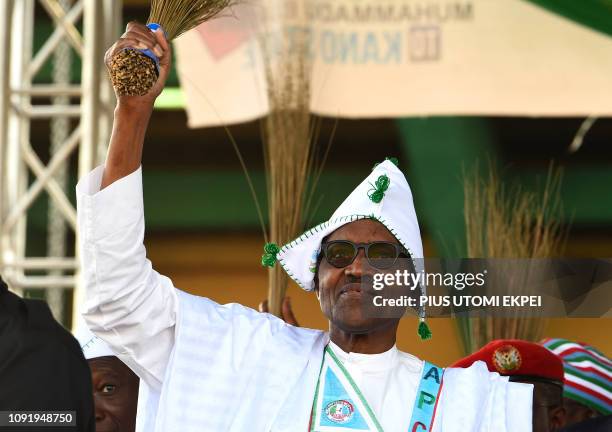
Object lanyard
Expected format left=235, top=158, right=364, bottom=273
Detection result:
left=309, top=346, right=444, bottom=432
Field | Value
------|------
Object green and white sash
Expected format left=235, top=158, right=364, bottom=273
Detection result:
left=309, top=346, right=443, bottom=432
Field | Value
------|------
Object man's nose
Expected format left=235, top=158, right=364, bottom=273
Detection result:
left=345, top=249, right=366, bottom=277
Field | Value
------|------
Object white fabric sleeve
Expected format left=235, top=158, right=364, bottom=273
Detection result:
left=505, top=381, right=533, bottom=431
left=76, top=165, right=178, bottom=391
left=433, top=362, right=491, bottom=431
left=479, top=372, right=508, bottom=432
left=431, top=361, right=533, bottom=432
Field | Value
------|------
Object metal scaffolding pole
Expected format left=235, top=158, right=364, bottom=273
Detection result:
left=0, top=0, right=15, bottom=235
left=0, top=0, right=121, bottom=328
left=2, top=0, right=34, bottom=299
left=46, top=0, right=73, bottom=323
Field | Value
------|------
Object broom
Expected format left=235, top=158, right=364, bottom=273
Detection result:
left=458, top=163, right=567, bottom=354
left=258, top=5, right=330, bottom=317
left=109, top=0, right=233, bottom=96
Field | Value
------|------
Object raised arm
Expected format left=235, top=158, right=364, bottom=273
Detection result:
left=77, top=23, right=174, bottom=391
left=77, top=22, right=322, bottom=408
left=102, top=21, right=170, bottom=188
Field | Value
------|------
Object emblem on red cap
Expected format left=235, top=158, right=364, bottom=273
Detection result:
left=492, top=345, right=522, bottom=373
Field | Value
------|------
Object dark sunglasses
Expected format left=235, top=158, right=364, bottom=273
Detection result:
left=321, top=240, right=409, bottom=269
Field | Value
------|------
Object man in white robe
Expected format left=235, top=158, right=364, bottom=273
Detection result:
left=77, top=22, right=533, bottom=432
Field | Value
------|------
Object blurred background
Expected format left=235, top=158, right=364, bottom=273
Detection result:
left=0, top=0, right=610, bottom=366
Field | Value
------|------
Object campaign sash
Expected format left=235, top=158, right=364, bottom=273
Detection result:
left=309, top=347, right=443, bottom=432
left=408, top=362, right=444, bottom=432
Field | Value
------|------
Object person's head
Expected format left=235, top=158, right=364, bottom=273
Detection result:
left=77, top=324, right=139, bottom=432
left=89, top=356, right=139, bottom=432
left=270, top=159, right=427, bottom=339
left=540, top=338, right=611, bottom=427
left=452, top=339, right=566, bottom=432
left=313, top=218, right=414, bottom=334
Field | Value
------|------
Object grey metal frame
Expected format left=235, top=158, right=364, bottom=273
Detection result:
left=0, top=0, right=122, bottom=327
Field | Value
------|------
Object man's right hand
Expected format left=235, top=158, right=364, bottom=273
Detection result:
left=104, top=21, right=172, bottom=108
left=100, top=22, right=171, bottom=189
left=258, top=297, right=300, bottom=327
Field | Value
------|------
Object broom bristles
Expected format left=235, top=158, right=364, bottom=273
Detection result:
left=458, top=162, right=566, bottom=354
left=259, top=10, right=325, bottom=316
left=148, top=0, right=235, bottom=40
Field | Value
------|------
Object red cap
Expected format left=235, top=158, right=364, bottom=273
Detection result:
left=451, top=339, right=564, bottom=385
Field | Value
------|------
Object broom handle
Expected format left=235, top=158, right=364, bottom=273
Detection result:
left=134, top=23, right=163, bottom=73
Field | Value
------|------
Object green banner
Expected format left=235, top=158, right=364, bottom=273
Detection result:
left=525, top=0, right=612, bottom=37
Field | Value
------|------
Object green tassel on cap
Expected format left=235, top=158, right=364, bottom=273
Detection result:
left=418, top=320, right=432, bottom=340
left=367, top=174, right=390, bottom=203
left=261, top=242, right=280, bottom=267
left=386, top=157, right=399, bottom=166
left=372, top=156, right=399, bottom=170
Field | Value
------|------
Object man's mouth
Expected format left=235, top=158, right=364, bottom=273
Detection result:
left=337, top=283, right=370, bottom=299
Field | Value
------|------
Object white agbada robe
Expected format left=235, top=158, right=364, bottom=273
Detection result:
left=76, top=166, right=533, bottom=432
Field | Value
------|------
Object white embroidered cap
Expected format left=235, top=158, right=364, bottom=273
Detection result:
left=75, top=320, right=115, bottom=360
left=274, top=159, right=424, bottom=290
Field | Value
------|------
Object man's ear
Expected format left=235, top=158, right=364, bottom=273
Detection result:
left=314, top=274, right=320, bottom=300
left=313, top=257, right=322, bottom=300
left=549, top=405, right=566, bottom=431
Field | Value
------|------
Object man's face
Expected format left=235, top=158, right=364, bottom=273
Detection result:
left=316, top=219, right=410, bottom=333
left=513, top=379, right=565, bottom=432
left=89, top=356, right=139, bottom=432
